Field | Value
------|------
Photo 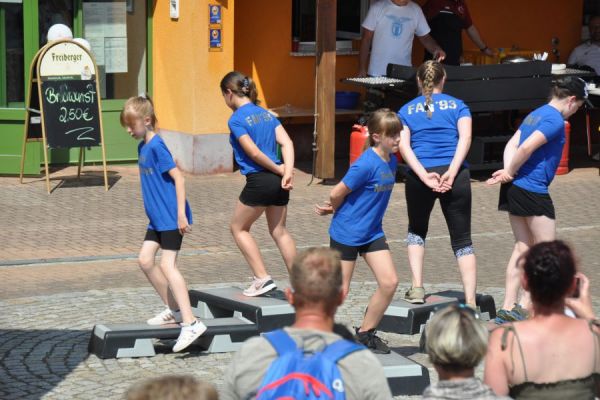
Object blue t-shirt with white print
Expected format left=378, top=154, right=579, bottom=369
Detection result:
left=138, top=135, right=192, bottom=231
left=329, top=148, right=398, bottom=246
left=513, top=104, right=565, bottom=194
left=398, top=93, right=471, bottom=168
left=228, top=103, right=282, bottom=175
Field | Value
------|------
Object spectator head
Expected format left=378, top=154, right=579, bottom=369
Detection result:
left=125, top=375, right=218, bottom=400
left=426, top=305, right=488, bottom=375
left=287, top=247, right=344, bottom=315
left=47, top=24, right=73, bottom=42
left=521, top=240, right=577, bottom=307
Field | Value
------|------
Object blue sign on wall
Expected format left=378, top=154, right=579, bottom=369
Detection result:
left=209, top=28, right=222, bottom=51
left=209, top=4, right=222, bottom=25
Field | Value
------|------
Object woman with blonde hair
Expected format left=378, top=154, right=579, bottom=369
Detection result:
left=423, top=305, right=509, bottom=399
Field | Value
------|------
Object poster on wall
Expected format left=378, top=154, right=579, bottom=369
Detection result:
left=209, top=28, right=223, bottom=52
left=82, top=1, right=128, bottom=72
left=209, top=4, right=222, bottom=25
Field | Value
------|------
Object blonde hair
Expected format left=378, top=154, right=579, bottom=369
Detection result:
left=416, top=61, right=446, bottom=119
left=125, top=375, right=218, bottom=400
left=364, top=108, right=403, bottom=150
left=425, top=305, right=488, bottom=371
left=290, top=247, right=343, bottom=314
left=120, top=94, right=158, bottom=130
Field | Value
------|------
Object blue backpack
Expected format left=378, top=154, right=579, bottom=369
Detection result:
left=255, top=329, right=364, bottom=400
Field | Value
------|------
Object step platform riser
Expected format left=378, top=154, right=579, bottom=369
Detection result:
left=379, top=291, right=496, bottom=335
left=376, top=350, right=430, bottom=396
left=88, top=317, right=257, bottom=359
left=189, top=287, right=296, bottom=332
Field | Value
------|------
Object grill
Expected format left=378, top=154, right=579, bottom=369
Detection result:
left=344, top=63, right=594, bottom=113
left=342, top=76, right=406, bottom=88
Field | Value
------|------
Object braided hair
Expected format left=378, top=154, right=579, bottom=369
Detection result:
left=523, top=240, right=576, bottom=306
left=220, top=71, right=259, bottom=104
left=416, top=61, right=446, bottom=119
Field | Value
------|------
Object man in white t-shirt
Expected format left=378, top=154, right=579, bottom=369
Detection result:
left=359, top=0, right=446, bottom=77
left=568, top=15, right=600, bottom=75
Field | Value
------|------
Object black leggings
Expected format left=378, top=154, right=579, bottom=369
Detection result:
left=405, top=166, right=473, bottom=253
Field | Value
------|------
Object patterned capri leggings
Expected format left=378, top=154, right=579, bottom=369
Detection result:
left=405, top=165, right=473, bottom=257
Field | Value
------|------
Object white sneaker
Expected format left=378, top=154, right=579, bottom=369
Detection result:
left=146, top=307, right=181, bottom=325
left=243, top=276, right=277, bottom=297
left=173, top=320, right=207, bottom=352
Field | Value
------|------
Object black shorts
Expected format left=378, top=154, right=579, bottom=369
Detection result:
left=144, top=229, right=183, bottom=251
left=330, top=236, right=389, bottom=261
left=498, top=182, right=555, bottom=220
left=239, top=171, right=290, bottom=207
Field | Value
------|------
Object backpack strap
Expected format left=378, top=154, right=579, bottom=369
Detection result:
left=320, top=339, right=365, bottom=363
left=263, top=329, right=298, bottom=356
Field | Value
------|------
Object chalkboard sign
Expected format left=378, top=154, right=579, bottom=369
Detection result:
left=20, top=39, right=108, bottom=192
left=40, top=79, right=101, bottom=149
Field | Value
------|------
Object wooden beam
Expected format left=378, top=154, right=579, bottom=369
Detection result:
left=315, top=0, right=336, bottom=179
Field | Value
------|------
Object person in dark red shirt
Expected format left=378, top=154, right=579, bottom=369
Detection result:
left=422, top=0, right=493, bottom=65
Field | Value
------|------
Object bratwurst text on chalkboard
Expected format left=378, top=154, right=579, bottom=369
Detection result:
left=41, top=79, right=101, bottom=149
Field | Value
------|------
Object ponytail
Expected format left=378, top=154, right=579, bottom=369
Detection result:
left=120, top=93, right=158, bottom=129
left=220, top=71, right=260, bottom=104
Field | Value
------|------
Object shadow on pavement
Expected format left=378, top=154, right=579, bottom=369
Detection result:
left=50, top=171, right=121, bottom=192
left=0, top=329, right=89, bottom=399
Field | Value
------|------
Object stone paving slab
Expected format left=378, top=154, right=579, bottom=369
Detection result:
left=0, top=164, right=599, bottom=399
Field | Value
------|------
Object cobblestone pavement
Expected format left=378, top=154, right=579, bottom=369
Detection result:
left=0, top=164, right=599, bottom=399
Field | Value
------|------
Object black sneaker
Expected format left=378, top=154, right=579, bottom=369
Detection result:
left=354, top=328, right=390, bottom=354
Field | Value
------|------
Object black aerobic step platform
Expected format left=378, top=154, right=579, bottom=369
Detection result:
left=189, top=287, right=295, bottom=332
left=378, top=291, right=496, bottom=335
left=376, top=350, right=430, bottom=396
left=89, top=316, right=257, bottom=359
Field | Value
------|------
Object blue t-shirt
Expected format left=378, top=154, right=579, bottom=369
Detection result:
left=228, top=103, right=282, bottom=175
left=138, top=135, right=193, bottom=231
left=398, top=93, right=471, bottom=168
left=329, top=148, right=398, bottom=246
left=513, top=104, right=565, bottom=194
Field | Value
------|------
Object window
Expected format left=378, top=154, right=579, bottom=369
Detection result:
left=39, top=0, right=74, bottom=47
left=291, top=0, right=369, bottom=44
left=0, top=0, right=24, bottom=107
left=82, top=0, right=147, bottom=99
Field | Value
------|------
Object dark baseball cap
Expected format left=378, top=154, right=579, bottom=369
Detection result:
left=555, top=76, right=593, bottom=108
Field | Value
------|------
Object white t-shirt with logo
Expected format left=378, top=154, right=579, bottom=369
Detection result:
left=362, top=0, right=430, bottom=76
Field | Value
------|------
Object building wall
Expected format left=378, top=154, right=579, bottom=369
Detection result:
left=411, top=0, right=583, bottom=66
left=152, top=0, right=235, bottom=174
left=152, top=0, right=585, bottom=174
left=234, top=0, right=360, bottom=109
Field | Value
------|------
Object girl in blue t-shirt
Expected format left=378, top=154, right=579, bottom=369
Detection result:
left=398, top=60, right=477, bottom=309
left=220, top=71, right=296, bottom=297
left=120, top=95, right=206, bottom=353
left=487, top=77, right=588, bottom=323
left=315, top=109, right=401, bottom=354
